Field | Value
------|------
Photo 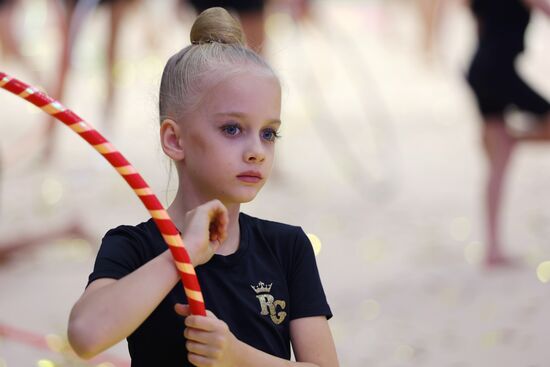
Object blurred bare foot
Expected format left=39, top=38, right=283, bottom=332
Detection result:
left=484, top=254, right=521, bottom=269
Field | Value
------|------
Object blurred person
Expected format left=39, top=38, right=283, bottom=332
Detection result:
left=67, top=7, right=338, bottom=367
left=0, top=150, right=92, bottom=262
left=178, top=0, right=313, bottom=54
left=43, top=0, right=137, bottom=162
left=417, top=0, right=444, bottom=59
left=0, top=0, right=20, bottom=60
left=0, top=0, right=38, bottom=76
left=180, top=0, right=267, bottom=54
left=466, top=0, right=550, bottom=267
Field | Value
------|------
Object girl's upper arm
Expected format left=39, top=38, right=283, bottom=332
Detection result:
left=290, top=316, right=339, bottom=367
left=76, top=278, right=117, bottom=305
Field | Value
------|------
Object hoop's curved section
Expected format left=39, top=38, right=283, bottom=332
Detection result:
left=0, top=72, right=206, bottom=316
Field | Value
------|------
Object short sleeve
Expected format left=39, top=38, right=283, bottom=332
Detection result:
left=87, top=226, right=148, bottom=286
left=288, top=229, right=332, bottom=320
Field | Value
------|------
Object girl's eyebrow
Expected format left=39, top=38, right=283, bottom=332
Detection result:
left=214, top=112, right=282, bottom=126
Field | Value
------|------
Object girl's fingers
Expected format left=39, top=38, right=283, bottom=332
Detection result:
left=207, top=202, right=228, bottom=242
left=184, top=314, right=219, bottom=331
left=183, top=327, right=211, bottom=344
left=187, top=352, right=212, bottom=367
left=175, top=304, right=217, bottom=319
left=186, top=340, right=219, bottom=358
left=174, top=303, right=190, bottom=316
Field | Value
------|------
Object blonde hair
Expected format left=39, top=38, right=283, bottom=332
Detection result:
left=159, top=7, right=275, bottom=123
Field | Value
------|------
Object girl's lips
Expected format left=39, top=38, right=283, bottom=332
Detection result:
left=237, top=175, right=262, bottom=183
left=237, top=171, right=263, bottom=183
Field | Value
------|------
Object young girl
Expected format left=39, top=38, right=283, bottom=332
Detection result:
left=67, top=7, right=339, bottom=367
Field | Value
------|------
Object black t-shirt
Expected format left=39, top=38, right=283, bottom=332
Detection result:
left=88, top=212, right=332, bottom=366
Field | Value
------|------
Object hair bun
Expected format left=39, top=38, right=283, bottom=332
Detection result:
left=190, top=7, right=245, bottom=46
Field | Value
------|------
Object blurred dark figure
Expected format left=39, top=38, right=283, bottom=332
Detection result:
left=180, top=0, right=312, bottom=53
left=44, top=0, right=137, bottom=162
left=181, top=0, right=267, bottom=54
left=466, top=0, right=550, bottom=267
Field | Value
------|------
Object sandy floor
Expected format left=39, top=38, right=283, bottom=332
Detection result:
left=1, top=0, right=550, bottom=366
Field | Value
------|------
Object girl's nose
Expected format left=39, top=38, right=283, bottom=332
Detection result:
left=244, top=138, right=266, bottom=163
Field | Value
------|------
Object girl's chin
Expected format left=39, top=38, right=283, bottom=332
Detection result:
left=222, top=191, right=261, bottom=205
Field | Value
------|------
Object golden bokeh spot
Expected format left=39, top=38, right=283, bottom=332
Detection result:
left=479, top=303, right=496, bottom=322
left=139, top=55, right=164, bottom=83
left=536, top=261, right=550, bottom=283
left=464, top=241, right=483, bottom=265
left=360, top=299, right=381, bottom=321
left=359, top=238, right=385, bottom=263
left=481, top=330, right=502, bottom=348
left=113, top=60, right=137, bottom=87
left=450, top=217, right=472, bottom=241
left=45, top=334, right=66, bottom=353
left=36, top=360, right=56, bottom=367
left=394, top=344, right=415, bottom=361
left=95, top=363, right=116, bottom=367
left=265, top=11, right=293, bottom=38
left=306, top=233, right=322, bottom=256
left=438, top=287, right=459, bottom=306
left=40, top=176, right=64, bottom=206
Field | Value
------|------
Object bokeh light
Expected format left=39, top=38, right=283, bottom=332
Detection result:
left=360, top=299, right=381, bottom=321
left=55, top=238, right=93, bottom=262
left=45, top=334, right=66, bottom=353
left=394, top=343, right=415, bottom=361
left=40, top=176, right=64, bottom=207
left=359, top=238, right=386, bottom=263
left=450, top=217, right=472, bottom=242
left=481, top=330, right=503, bottom=348
left=265, top=11, right=294, bottom=39
left=536, top=261, right=550, bottom=283
left=36, top=360, right=55, bottom=367
left=306, top=233, right=322, bottom=256
left=95, top=363, right=116, bottom=367
left=464, top=241, right=483, bottom=265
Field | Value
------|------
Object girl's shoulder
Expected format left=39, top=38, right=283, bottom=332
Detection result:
left=104, top=218, right=160, bottom=241
left=239, top=213, right=311, bottom=253
left=240, top=212, right=303, bottom=237
left=101, top=218, right=165, bottom=254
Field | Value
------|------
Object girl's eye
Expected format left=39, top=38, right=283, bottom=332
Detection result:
left=262, top=128, right=281, bottom=142
left=221, top=124, right=241, bottom=136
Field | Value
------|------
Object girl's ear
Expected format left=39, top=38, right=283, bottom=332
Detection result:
left=160, top=119, right=185, bottom=161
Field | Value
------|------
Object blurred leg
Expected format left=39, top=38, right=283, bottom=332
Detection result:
left=239, top=9, right=265, bottom=55
left=43, top=1, right=75, bottom=163
left=417, top=0, right=442, bottom=59
left=482, top=119, right=515, bottom=266
left=0, top=0, right=21, bottom=60
left=103, top=0, right=129, bottom=128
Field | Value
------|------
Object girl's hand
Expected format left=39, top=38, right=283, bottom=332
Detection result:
left=181, top=200, right=228, bottom=266
left=175, top=304, right=237, bottom=367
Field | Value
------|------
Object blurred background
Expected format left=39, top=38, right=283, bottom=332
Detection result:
left=1, top=0, right=550, bottom=366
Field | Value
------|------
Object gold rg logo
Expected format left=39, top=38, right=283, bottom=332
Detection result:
left=251, top=281, right=287, bottom=325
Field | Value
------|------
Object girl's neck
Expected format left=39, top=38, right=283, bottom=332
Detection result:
left=166, top=189, right=241, bottom=256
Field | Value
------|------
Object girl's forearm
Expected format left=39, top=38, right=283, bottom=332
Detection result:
left=68, top=250, right=179, bottom=358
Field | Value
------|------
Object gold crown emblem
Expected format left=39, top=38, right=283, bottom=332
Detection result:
left=251, top=281, right=272, bottom=294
